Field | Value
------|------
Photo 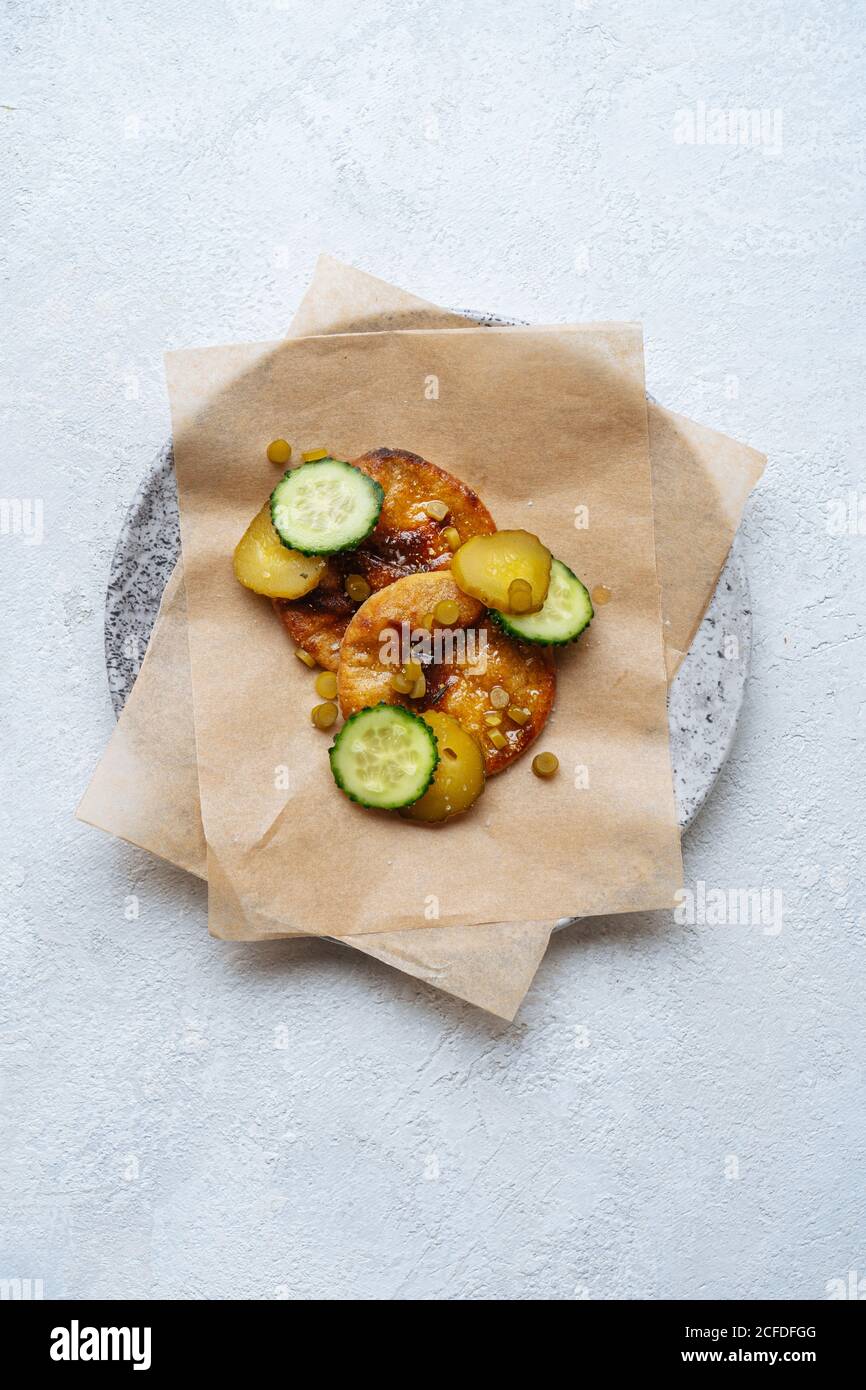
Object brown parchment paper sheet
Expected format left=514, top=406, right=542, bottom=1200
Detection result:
left=78, top=556, right=558, bottom=1018
left=77, top=257, right=764, bottom=1018
left=165, top=323, right=682, bottom=939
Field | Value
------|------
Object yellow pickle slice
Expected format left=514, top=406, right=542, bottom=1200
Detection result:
left=450, top=529, right=552, bottom=613
left=401, top=712, right=486, bottom=823
left=234, top=504, right=326, bottom=599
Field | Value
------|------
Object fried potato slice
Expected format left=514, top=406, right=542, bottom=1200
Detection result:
left=275, top=448, right=496, bottom=670
left=435, top=619, right=556, bottom=775
left=338, top=572, right=555, bottom=775
left=337, top=571, right=483, bottom=709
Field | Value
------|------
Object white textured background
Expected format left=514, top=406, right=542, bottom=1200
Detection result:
left=2, top=0, right=864, bottom=1301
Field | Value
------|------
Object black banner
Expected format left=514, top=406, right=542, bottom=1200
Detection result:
left=1, top=1298, right=861, bottom=1373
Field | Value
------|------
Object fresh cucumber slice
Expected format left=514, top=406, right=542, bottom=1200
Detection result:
left=490, top=557, right=593, bottom=645
left=270, top=458, right=384, bottom=555
left=329, top=703, right=440, bottom=810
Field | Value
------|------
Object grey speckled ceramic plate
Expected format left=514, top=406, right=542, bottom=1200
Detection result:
left=106, top=303, right=751, bottom=835
left=105, top=442, right=751, bottom=833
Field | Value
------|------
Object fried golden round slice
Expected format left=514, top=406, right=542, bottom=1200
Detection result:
left=338, top=572, right=555, bottom=775
left=337, top=572, right=483, bottom=708
left=435, top=618, right=555, bottom=774
left=275, top=448, right=496, bottom=670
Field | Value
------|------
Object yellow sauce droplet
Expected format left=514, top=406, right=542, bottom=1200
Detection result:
left=442, top=526, right=461, bottom=551
left=267, top=438, right=292, bottom=465
left=433, top=598, right=460, bottom=625
left=532, top=751, right=559, bottom=779
left=345, top=573, right=371, bottom=603
left=311, top=701, right=338, bottom=729
left=315, top=670, right=338, bottom=700
left=508, top=577, right=533, bottom=613
left=591, top=585, right=612, bottom=606
left=423, top=499, right=449, bottom=521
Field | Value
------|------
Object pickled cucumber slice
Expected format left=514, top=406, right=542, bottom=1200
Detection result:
left=491, top=558, right=593, bottom=645
left=402, top=712, right=486, bottom=823
left=329, top=703, right=439, bottom=810
left=233, top=504, right=326, bottom=599
left=270, top=458, right=384, bottom=556
left=451, top=529, right=551, bottom=613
